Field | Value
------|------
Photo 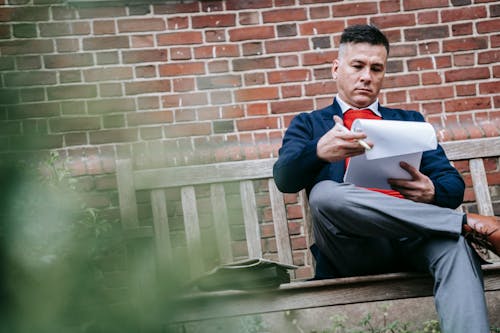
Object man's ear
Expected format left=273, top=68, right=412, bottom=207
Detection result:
left=332, top=59, right=339, bottom=80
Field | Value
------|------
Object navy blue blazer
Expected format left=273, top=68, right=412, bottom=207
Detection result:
left=273, top=99, right=465, bottom=209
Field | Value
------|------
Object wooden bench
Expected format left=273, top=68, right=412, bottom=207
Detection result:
left=116, top=136, right=500, bottom=331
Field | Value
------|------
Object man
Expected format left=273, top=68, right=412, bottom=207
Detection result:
left=273, top=24, right=500, bottom=333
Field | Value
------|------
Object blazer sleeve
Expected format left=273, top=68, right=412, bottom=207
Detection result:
left=420, top=145, right=465, bottom=209
left=273, top=113, right=328, bottom=193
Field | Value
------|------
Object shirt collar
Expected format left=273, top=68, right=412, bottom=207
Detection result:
left=335, top=96, right=381, bottom=117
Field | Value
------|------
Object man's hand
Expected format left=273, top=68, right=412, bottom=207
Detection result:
left=388, top=161, right=435, bottom=203
left=317, top=116, right=371, bottom=162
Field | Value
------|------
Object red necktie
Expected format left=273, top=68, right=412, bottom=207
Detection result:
left=343, top=109, right=380, bottom=167
left=343, top=109, right=381, bottom=130
left=342, top=109, right=404, bottom=198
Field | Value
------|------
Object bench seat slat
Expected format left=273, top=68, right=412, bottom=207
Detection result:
left=171, top=263, right=500, bottom=323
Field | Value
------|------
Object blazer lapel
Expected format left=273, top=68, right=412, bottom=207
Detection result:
left=321, top=99, right=343, bottom=128
left=379, top=106, right=402, bottom=120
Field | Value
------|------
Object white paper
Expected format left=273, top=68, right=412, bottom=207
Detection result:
left=344, top=119, right=437, bottom=189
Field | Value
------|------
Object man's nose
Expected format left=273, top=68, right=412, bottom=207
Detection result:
left=360, top=68, right=372, bottom=82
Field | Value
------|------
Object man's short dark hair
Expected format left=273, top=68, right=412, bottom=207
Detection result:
left=340, top=25, right=390, bottom=55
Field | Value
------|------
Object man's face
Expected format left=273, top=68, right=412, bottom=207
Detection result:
left=332, top=42, right=387, bottom=108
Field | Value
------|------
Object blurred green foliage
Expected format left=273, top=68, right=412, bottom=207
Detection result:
left=0, top=152, right=241, bottom=333
left=323, top=304, right=500, bottom=333
left=0, top=152, right=129, bottom=333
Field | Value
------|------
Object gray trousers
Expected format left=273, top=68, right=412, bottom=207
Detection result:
left=309, top=180, right=489, bottom=333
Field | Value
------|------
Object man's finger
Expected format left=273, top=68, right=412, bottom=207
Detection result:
left=333, top=115, right=344, bottom=127
left=399, top=161, right=420, bottom=178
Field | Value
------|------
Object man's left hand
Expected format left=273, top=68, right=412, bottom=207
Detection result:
left=388, top=162, right=435, bottom=203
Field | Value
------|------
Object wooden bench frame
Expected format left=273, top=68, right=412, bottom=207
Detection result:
left=116, top=136, right=500, bottom=326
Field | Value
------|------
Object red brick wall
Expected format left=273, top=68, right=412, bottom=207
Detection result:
left=1, top=0, right=499, bottom=166
left=1, top=0, right=499, bottom=277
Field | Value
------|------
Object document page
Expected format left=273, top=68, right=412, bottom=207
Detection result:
left=344, top=119, right=437, bottom=189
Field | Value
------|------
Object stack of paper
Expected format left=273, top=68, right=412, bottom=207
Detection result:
left=344, top=119, right=437, bottom=189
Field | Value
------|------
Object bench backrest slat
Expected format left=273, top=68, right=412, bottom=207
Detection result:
left=133, top=159, right=275, bottom=190
left=469, top=158, right=494, bottom=216
left=151, top=189, right=172, bottom=273
left=441, top=137, right=500, bottom=160
left=181, top=186, right=204, bottom=277
left=116, top=159, right=140, bottom=229
left=269, top=179, right=295, bottom=277
left=300, top=189, right=314, bottom=269
left=240, top=180, right=263, bottom=258
left=210, top=184, right=234, bottom=264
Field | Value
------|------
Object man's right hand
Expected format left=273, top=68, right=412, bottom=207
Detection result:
left=316, top=115, right=371, bottom=162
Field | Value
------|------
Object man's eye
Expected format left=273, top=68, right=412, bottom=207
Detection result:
left=371, top=67, right=383, bottom=72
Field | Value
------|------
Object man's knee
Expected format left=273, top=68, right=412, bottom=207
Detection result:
left=426, top=236, right=482, bottom=278
left=309, top=180, right=349, bottom=213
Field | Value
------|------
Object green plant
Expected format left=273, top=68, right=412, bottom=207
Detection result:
left=327, top=305, right=422, bottom=333
left=324, top=305, right=500, bottom=333
left=0, top=151, right=120, bottom=333
left=421, top=320, right=440, bottom=333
